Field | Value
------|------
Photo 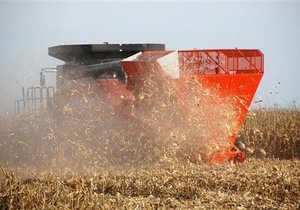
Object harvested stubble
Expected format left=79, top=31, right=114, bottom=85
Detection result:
left=1, top=159, right=300, bottom=209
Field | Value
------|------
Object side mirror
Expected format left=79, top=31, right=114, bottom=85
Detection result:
left=40, top=72, right=45, bottom=86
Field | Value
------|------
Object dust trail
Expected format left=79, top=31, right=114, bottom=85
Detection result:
left=0, top=74, right=238, bottom=171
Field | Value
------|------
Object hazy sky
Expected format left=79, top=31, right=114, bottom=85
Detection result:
left=0, top=1, right=299, bottom=113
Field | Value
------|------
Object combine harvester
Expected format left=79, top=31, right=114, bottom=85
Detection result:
left=14, top=43, right=264, bottom=163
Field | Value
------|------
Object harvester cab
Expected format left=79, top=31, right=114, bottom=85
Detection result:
left=15, top=43, right=264, bottom=163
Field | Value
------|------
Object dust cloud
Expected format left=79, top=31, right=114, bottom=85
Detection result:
left=0, top=72, right=239, bottom=172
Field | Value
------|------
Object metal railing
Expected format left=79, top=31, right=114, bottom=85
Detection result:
left=178, top=49, right=264, bottom=76
left=14, top=86, right=55, bottom=116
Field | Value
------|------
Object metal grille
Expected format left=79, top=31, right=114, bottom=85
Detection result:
left=178, top=49, right=263, bottom=76
left=14, top=86, right=55, bottom=116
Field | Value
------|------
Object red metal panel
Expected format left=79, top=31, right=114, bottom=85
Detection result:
left=196, top=73, right=263, bottom=144
left=119, top=49, right=263, bottom=163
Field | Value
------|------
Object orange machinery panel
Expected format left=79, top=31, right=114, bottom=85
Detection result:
left=121, top=49, right=264, bottom=163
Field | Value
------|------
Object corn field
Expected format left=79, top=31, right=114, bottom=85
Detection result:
left=242, top=106, right=300, bottom=159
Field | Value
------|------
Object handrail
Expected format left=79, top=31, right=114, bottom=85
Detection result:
left=179, top=49, right=263, bottom=75
left=14, top=86, right=55, bottom=116
left=236, top=49, right=259, bottom=72
left=202, top=51, right=227, bottom=73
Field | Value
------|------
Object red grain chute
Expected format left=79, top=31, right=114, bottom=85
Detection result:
left=121, top=49, right=263, bottom=163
